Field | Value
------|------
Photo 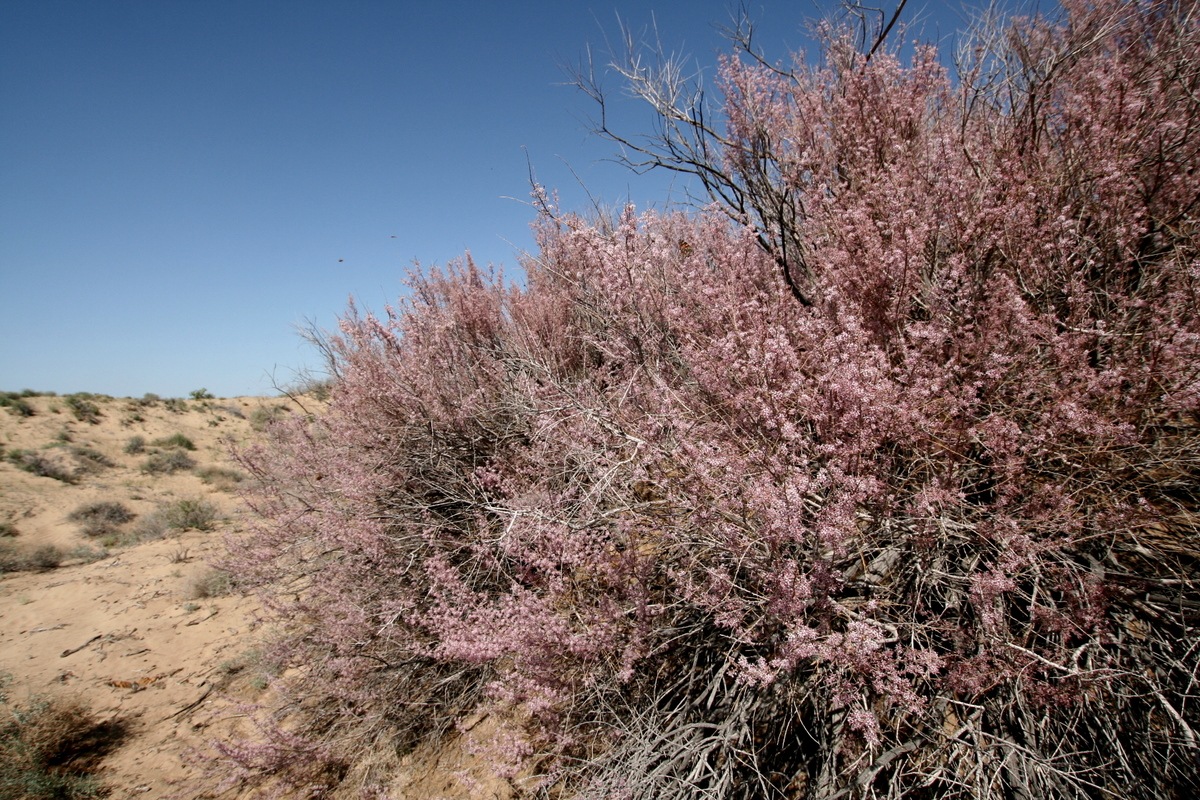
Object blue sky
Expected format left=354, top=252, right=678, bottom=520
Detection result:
left=1, top=1, right=990, bottom=398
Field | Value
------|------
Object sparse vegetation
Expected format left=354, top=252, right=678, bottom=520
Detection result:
left=187, top=568, right=235, bottom=599
left=0, top=392, right=35, bottom=418
left=68, top=501, right=135, bottom=538
left=0, top=681, right=126, bottom=799
left=140, top=449, right=195, bottom=475
left=150, top=433, right=195, bottom=451
left=189, top=388, right=214, bottom=401
left=123, top=435, right=146, bottom=455
left=248, top=404, right=287, bottom=432
left=5, top=450, right=77, bottom=484
left=130, top=498, right=218, bottom=541
left=67, top=446, right=111, bottom=475
left=63, top=395, right=101, bottom=424
left=0, top=542, right=63, bottom=574
left=197, top=465, right=243, bottom=491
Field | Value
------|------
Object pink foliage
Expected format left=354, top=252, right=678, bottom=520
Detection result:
left=223, top=2, right=1199, bottom=797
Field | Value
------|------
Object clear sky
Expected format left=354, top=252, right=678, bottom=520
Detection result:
left=1, top=1, right=991, bottom=398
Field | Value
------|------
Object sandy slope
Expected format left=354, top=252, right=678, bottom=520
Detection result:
left=0, top=393, right=512, bottom=799
left=0, top=394, right=289, bottom=797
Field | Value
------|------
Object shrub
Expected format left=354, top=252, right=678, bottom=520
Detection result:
left=131, top=498, right=218, bottom=541
left=247, top=404, right=287, bottom=432
left=140, top=450, right=195, bottom=475
left=150, top=433, right=195, bottom=451
left=63, top=395, right=100, bottom=424
left=0, top=689, right=126, bottom=798
left=5, top=450, right=76, bottom=484
left=0, top=522, right=17, bottom=538
left=123, top=436, right=146, bottom=455
left=188, top=568, right=235, bottom=599
left=68, top=502, right=135, bottom=538
left=162, top=398, right=187, bottom=414
left=197, top=465, right=244, bottom=491
left=68, top=446, right=111, bottom=475
left=0, top=543, right=63, bottom=574
left=190, top=388, right=215, bottom=401
left=0, top=392, right=35, bottom=417
left=225, top=3, right=1200, bottom=797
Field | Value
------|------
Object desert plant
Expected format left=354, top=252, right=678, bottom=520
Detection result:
left=0, top=543, right=63, bottom=574
left=131, top=498, right=218, bottom=541
left=0, top=522, right=16, bottom=538
left=162, top=398, right=187, bottom=414
left=150, top=433, right=195, bottom=451
left=140, top=449, right=195, bottom=475
left=190, top=388, right=215, bottom=401
left=0, top=687, right=125, bottom=798
left=222, top=2, right=1200, bottom=797
left=68, top=446, right=112, bottom=475
left=197, top=465, right=244, bottom=491
left=62, top=395, right=100, bottom=424
left=0, top=392, right=35, bottom=417
left=123, top=436, right=146, bottom=455
left=247, top=404, right=287, bottom=432
left=5, top=450, right=77, bottom=484
left=68, top=501, right=135, bottom=538
left=188, top=568, right=235, bottom=599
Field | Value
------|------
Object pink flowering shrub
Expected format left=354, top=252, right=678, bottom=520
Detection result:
left=221, top=2, right=1198, bottom=797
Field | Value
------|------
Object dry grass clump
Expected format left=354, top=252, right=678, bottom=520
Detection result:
left=187, top=568, right=236, bottom=599
left=140, top=449, right=195, bottom=475
left=150, top=433, right=195, bottom=451
left=5, top=450, right=77, bottom=484
left=130, top=498, right=219, bottom=541
left=0, top=681, right=127, bottom=799
left=197, top=466, right=244, bottom=492
left=67, top=501, right=135, bottom=538
left=0, top=542, right=63, bottom=574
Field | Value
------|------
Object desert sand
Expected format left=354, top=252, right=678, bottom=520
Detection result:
left=0, top=393, right=508, bottom=798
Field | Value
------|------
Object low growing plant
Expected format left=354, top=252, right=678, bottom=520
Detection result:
left=0, top=685, right=126, bottom=799
left=63, top=395, right=101, bottom=424
left=5, top=450, right=76, bottom=484
left=140, top=450, right=195, bottom=475
left=150, top=433, right=195, bottom=451
left=68, top=502, right=135, bottom=538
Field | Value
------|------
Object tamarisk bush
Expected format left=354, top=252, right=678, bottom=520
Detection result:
left=224, top=1, right=1199, bottom=797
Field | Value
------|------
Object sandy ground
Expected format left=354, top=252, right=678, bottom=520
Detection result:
left=0, top=393, right=518, bottom=799
left=0, top=394, right=287, bottom=797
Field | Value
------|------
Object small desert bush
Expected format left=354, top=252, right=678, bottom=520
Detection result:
left=0, top=522, right=17, bottom=538
left=63, top=395, right=100, bottom=424
left=248, top=404, right=287, bottom=432
left=188, top=568, right=235, bottom=599
left=123, top=436, right=146, bottom=455
left=150, top=433, right=195, bottom=451
left=197, top=465, right=243, bottom=491
left=131, top=498, right=218, bottom=541
left=0, top=392, right=35, bottom=417
left=0, top=685, right=125, bottom=799
left=162, top=398, right=187, bottom=414
left=190, top=388, right=214, bottom=401
left=0, top=542, right=63, bottom=574
left=5, top=450, right=76, bottom=484
left=140, top=449, right=195, bottom=475
left=215, top=403, right=246, bottom=420
left=67, top=446, right=111, bottom=475
left=68, top=501, right=135, bottom=538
